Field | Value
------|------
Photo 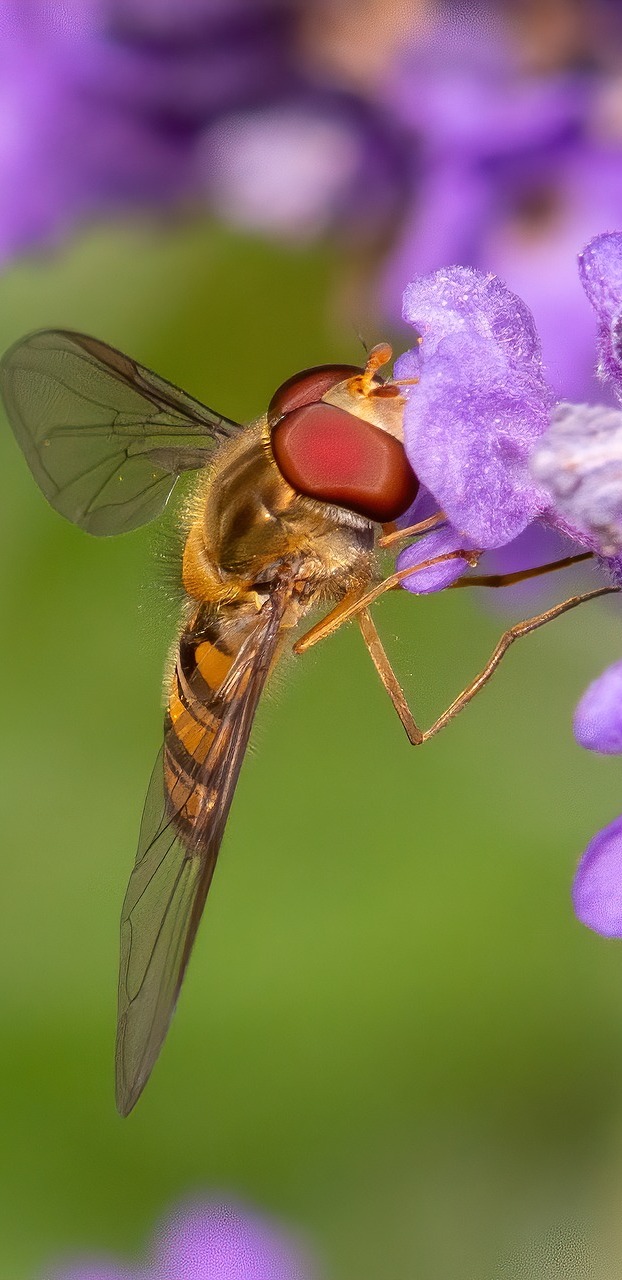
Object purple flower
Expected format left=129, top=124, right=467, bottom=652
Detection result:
left=573, top=817, right=622, bottom=937
left=389, top=238, right=622, bottom=944
left=493, top=229, right=622, bottom=938
left=0, top=1, right=407, bottom=258
left=395, top=525, right=478, bottom=594
left=380, top=5, right=622, bottom=402
left=392, top=264, right=555, bottom=593
left=397, top=266, right=554, bottom=549
left=530, top=401, right=622, bottom=556
left=201, top=90, right=408, bottom=243
left=578, top=232, right=622, bottom=393
left=52, top=1199, right=315, bottom=1280
left=574, top=660, right=622, bottom=754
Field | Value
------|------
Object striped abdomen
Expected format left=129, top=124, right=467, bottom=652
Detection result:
left=163, top=602, right=259, bottom=849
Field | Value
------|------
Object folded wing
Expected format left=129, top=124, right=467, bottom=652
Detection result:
left=116, top=592, right=287, bottom=1115
left=0, top=329, right=242, bottom=535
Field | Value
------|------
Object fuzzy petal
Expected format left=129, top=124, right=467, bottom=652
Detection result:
left=574, top=660, right=622, bottom=754
left=573, top=814, right=622, bottom=937
left=578, top=232, right=622, bottom=321
left=531, top=400, right=622, bottom=554
left=395, top=267, right=553, bottom=548
left=579, top=232, right=622, bottom=394
left=396, top=526, right=475, bottom=594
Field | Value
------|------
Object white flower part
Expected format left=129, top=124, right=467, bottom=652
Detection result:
left=531, top=401, right=622, bottom=555
left=201, top=105, right=361, bottom=239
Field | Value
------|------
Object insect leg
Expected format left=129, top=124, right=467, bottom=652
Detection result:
left=421, top=585, right=619, bottom=740
left=356, top=587, right=618, bottom=742
left=378, top=510, right=446, bottom=549
left=294, top=548, right=479, bottom=654
left=357, top=608, right=423, bottom=744
left=423, top=586, right=618, bottom=743
left=450, top=551, right=593, bottom=589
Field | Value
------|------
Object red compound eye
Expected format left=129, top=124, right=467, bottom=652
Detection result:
left=271, top=400, right=419, bottom=522
left=267, top=364, right=364, bottom=426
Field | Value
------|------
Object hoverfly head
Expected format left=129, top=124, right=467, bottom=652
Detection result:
left=267, top=344, right=418, bottom=523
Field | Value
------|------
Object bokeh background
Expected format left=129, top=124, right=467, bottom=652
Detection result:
left=3, top=2, right=622, bottom=1278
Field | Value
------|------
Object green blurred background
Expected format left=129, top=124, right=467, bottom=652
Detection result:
left=2, top=223, right=622, bottom=1279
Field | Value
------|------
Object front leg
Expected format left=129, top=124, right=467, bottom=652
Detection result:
left=294, top=548, right=479, bottom=655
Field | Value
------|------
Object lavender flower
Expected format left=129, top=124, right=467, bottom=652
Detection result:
left=530, top=401, right=622, bottom=555
left=573, top=817, right=622, bottom=937
left=381, top=5, right=622, bottom=402
left=391, top=264, right=557, bottom=593
left=574, top=660, right=622, bottom=754
left=201, top=89, right=408, bottom=244
left=52, top=1199, right=315, bottom=1280
left=396, top=266, right=553, bottom=547
left=578, top=232, right=622, bottom=394
left=0, top=1, right=406, bottom=258
left=530, top=234, right=622, bottom=565
left=524, top=230, right=622, bottom=938
left=390, top=241, right=622, bottom=944
left=529, top=235, right=622, bottom=569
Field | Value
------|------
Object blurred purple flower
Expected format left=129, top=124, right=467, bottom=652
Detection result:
left=52, top=1199, right=315, bottom=1280
left=531, top=400, right=622, bottom=556
left=574, top=659, right=622, bottom=754
left=579, top=231, right=622, bottom=394
left=0, top=0, right=407, bottom=258
left=201, top=90, right=408, bottom=244
left=381, top=5, right=622, bottom=402
left=573, top=816, right=622, bottom=937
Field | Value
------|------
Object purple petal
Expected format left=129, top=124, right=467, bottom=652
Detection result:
left=394, top=482, right=440, bottom=531
left=573, top=814, right=622, bottom=937
left=579, top=232, right=622, bottom=394
left=396, top=527, right=475, bottom=594
left=531, top=400, right=622, bottom=555
left=483, top=518, right=578, bottom=576
left=153, top=1200, right=314, bottom=1280
left=574, top=659, right=622, bottom=754
left=475, top=517, right=594, bottom=613
left=395, top=267, right=553, bottom=548
left=578, top=231, right=622, bottom=321
left=380, top=7, right=622, bottom=404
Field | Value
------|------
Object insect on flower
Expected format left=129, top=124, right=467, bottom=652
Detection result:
left=0, top=331, right=439, bottom=1114
left=0, top=323, right=608, bottom=1114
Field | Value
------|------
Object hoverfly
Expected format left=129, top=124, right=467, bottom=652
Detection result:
left=0, top=330, right=430, bottom=1115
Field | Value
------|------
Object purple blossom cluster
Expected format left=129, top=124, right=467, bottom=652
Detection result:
left=380, top=4, right=622, bottom=402
left=52, top=1198, right=315, bottom=1280
left=3, top=3, right=622, bottom=406
left=392, top=231, right=622, bottom=939
left=0, top=0, right=406, bottom=258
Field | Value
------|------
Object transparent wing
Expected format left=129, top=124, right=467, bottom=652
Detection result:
left=0, top=329, right=242, bottom=535
left=115, top=596, right=286, bottom=1116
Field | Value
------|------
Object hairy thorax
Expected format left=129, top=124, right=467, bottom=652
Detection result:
left=181, top=420, right=376, bottom=617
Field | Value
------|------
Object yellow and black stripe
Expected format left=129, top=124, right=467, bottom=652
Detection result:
left=162, top=604, right=256, bottom=844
